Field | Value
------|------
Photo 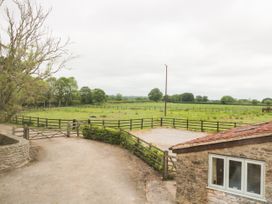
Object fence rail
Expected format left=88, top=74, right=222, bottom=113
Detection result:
left=10, top=115, right=247, bottom=179
left=10, top=115, right=247, bottom=133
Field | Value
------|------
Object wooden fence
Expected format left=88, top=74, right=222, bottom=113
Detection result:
left=10, top=115, right=246, bottom=132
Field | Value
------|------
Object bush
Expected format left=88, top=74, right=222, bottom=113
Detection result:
left=82, top=125, right=164, bottom=172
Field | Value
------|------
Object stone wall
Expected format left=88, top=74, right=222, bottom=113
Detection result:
left=0, top=133, right=30, bottom=172
left=176, top=142, right=272, bottom=204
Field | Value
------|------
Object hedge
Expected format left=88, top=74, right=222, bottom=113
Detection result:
left=82, top=125, right=164, bottom=172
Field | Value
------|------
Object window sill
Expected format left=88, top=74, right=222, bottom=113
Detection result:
left=207, top=186, right=267, bottom=203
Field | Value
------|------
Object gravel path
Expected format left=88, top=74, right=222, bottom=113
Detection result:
left=130, top=128, right=207, bottom=151
left=0, top=126, right=175, bottom=204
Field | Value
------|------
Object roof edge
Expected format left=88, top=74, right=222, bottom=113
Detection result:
left=172, top=133, right=272, bottom=154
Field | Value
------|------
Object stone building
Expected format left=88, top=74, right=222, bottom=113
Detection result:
left=171, top=122, right=272, bottom=204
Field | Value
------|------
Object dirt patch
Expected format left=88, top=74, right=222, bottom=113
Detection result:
left=0, top=137, right=174, bottom=204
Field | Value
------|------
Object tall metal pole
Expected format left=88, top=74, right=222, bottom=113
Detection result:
left=164, top=64, right=168, bottom=117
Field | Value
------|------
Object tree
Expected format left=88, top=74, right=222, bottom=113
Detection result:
left=0, top=0, right=72, bottom=119
left=46, top=77, right=58, bottom=107
left=262, top=98, right=272, bottom=106
left=54, top=77, right=78, bottom=106
left=220, top=96, right=235, bottom=104
left=181, top=93, right=194, bottom=102
left=80, top=87, right=92, bottom=104
left=202, top=96, right=208, bottom=102
left=92, top=89, right=107, bottom=104
left=116, top=93, right=123, bottom=101
left=195, top=95, right=203, bottom=102
left=169, top=94, right=182, bottom=103
left=252, top=99, right=259, bottom=105
left=148, top=88, right=163, bottom=102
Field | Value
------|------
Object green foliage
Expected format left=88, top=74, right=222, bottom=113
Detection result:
left=92, top=89, right=107, bottom=104
left=115, top=93, right=123, bottom=101
left=80, top=86, right=92, bottom=104
left=148, top=88, right=163, bottom=102
left=221, top=95, right=235, bottom=104
left=195, top=95, right=208, bottom=103
left=262, top=98, right=272, bottom=106
left=82, top=125, right=164, bottom=172
left=181, top=93, right=194, bottom=102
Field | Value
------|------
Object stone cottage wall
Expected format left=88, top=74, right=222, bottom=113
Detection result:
left=176, top=142, right=272, bottom=204
left=0, top=134, right=30, bottom=172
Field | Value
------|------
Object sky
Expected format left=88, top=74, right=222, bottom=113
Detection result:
left=12, top=0, right=272, bottom=99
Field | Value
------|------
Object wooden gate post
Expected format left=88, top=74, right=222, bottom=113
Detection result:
left=76, top=121, right=80, bottom=137
left=67, top=122, right=71, bottom=137
left=163, top=150, right=169, bottom=180
left=23, top=125, right=30, bottom=140
left=12, top=127, right=15, bottom=135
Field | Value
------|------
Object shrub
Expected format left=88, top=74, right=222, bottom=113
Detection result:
left=82, top=125, right=164, bottom=172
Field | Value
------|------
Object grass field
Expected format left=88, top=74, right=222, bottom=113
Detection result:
left=22, top=102, right=272, bottom=124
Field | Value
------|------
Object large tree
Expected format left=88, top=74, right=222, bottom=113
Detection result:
left=0, top=0, right=71, bottom=119
left=92, top=88, right=107, bottom=104
left=54, top=77, right=78, bottom=106
left=80, top=86, right=92, bottom=104
left=148, top=88, right=163, bottom=102
left=181, top=93, right=194, bottom=102
left=220, top=96, right=235, bottom=104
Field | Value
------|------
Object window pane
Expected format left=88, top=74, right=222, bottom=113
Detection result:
left=229, top=160, right=242, bottom=190
left=212, top=158, right=224, bottom=186
left=247, top=163, right=261, bottom=195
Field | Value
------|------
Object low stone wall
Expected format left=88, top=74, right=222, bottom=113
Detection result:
left=176, top=142, right=272, bottom=204
left=0, top=133, right=30, bottom=172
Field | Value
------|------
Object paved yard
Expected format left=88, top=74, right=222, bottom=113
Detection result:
left=130, top=128, right=207, bottom=151
left=0, top=134, right=174, bottom=204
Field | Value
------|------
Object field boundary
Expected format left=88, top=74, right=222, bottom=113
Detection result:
left=10, top=115, right=247, bottom=133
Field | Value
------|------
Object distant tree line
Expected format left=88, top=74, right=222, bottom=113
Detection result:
left=23, top=77, right=107, bottom=108
left=147, top=88, right=272, bottom=106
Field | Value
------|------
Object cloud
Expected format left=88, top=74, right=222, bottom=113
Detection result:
left=34, top=0, right=272, bottom=99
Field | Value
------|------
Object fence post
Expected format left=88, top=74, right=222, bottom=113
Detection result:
left=22, top=115, right=24, bottom=124
left=59, top=119, right=61, bottom=129
left=151, top=118, right=154, bottom=128
left=102, top=120, right=105, bottom=127
left=186, top=119, right=189, bottom=130
left=67, top=122, right=71, bottom=137
left=37, top=117, right=39, bottom=127
left=45, top=118, right=48, bottom=128
left=23, top=125, right=29, bottom=140
left=201, top=120, right=204, bottom=132
left=173, top=118, right=176, bottom=128
left=118, top=120, right=120, bottom=129
left=141, top=119, right=144, bottom=129
left=217, top=121, right=220, bottom=132
left=15, top=115, right=18, bottom=124
left=234, top=122, right=237, bottom=128
left=160, top=118, right=163, bottom=127
left=12, top=127, right=15, bottom=135
left=163, top=150, right=169, bottom=180
left=130, top=119, right=132, bottom=130
left=76, top=121, right=80, bottom=137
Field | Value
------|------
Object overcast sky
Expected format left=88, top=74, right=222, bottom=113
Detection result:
left=38, top=0, right=272, bottom=99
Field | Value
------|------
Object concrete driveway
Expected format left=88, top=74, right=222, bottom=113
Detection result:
left=130, top=128, right=206, bottom=151
left=0, top=136, right=174, bottom=204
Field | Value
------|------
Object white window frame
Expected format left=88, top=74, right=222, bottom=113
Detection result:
left=208, top=154, right=266, bottom=202
left=244, top=159, right=265, bottom=199
left=209, top=154, right=226, bottom=190
left=226, top=157, right=244, bottom=193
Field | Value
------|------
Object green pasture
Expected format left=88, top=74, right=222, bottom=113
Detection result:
left=23, top=102, right=272, bottom=123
